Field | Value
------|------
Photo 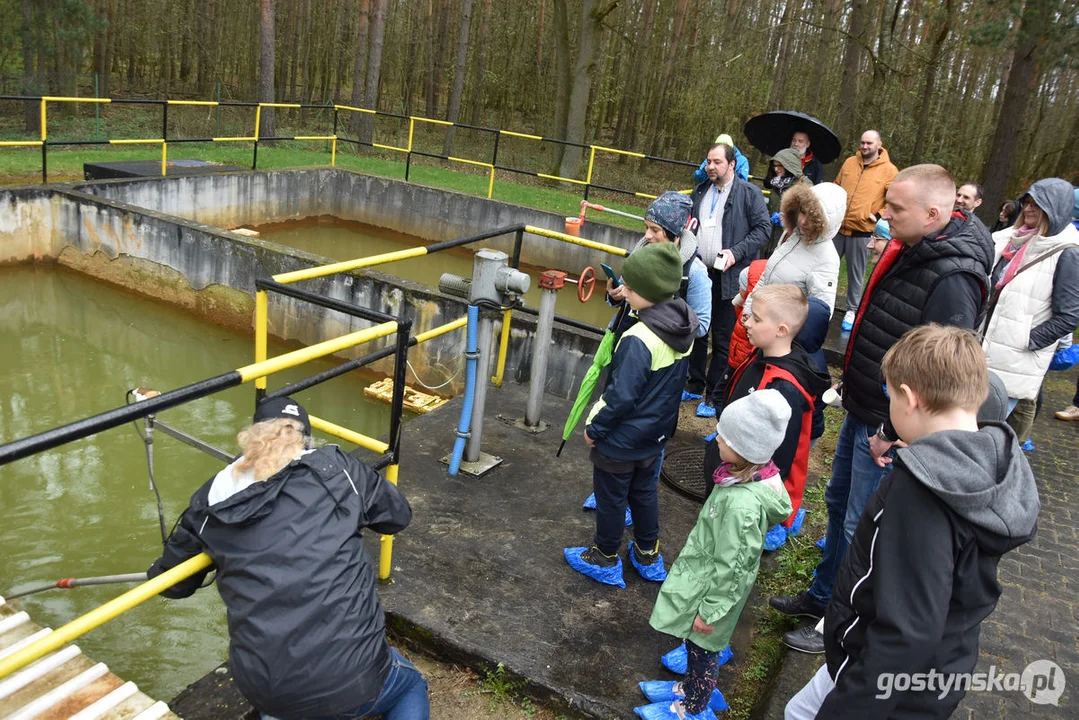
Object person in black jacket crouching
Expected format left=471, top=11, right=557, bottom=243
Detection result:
left=784, top=325, right=1040, bottom=719
left=148, top=397, right=427, bottom=720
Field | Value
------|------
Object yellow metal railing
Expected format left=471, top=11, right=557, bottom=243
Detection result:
left=3, top=92, right=706, bottom=202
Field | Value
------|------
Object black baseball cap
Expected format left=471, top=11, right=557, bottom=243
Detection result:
left=253, top=396, right=311, bottom=435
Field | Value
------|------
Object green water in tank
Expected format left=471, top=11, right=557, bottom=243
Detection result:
left=0, top=264, right=403, bottom=702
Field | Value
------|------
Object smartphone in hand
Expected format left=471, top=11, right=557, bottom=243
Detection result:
left=600, top=262, right=621, bottom=288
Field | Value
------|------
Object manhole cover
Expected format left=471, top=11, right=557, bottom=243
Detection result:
left=661, top=444, right=710, bottom=502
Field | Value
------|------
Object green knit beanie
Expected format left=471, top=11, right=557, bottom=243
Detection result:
left=620, top=241, right=683, bottom=304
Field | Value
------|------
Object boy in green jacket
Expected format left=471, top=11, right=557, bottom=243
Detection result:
left=639, top=389, right=794, bottom=720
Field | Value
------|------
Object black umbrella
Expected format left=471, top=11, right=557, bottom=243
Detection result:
left=743, top=111, right=842, bottom=164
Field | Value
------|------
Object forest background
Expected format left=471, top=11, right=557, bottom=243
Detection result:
left=1, top=0, right=1076, bottom=225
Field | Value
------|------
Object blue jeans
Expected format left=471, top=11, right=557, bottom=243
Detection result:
left=264, top=648, right=430, bottom=720
left=808, top=414, right=891, bottom=606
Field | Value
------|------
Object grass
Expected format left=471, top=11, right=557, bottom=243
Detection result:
left=0, top=106, right=689, bottom=233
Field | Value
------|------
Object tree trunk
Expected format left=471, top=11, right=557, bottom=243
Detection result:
left=644, top=0, right=690, bottom=156
left=258, top=0, right=276, bottom=140
left=20, top=0, right=39, bottom=132
left=425, top=0, right=437, bottom=115
left=910, top=0, right=952, bottom=164
left=550, top=0, right=571, bottom=157
left=836, top=0, right=869, bottom=141
left=467, top=0, right=492, bottom=125
left=442, top=0, right=473, bottom=157
left=301, top=0, right=313, bottom=107
left=349, top=0, right=371, bottom=136
left=768, top=0, right=806, bottom=109
left=360, top=0, right=388, bottom=144
left=979, top=0, right=1056, bottom=225
left=616, top=0, right=658, bottom=149
left=558, top=0, right=605, bottom=179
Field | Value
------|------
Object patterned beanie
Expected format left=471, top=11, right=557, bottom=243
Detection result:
left=645, top=191, right=693, bottom=239
left=620, top=241, right=683, bottom=304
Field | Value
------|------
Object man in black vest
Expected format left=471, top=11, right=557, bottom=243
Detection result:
left=769, top=164, right=994, bottom=653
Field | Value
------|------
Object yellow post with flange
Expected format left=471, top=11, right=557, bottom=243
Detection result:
left=254, top=290, right=268, bottom=390
left=492, top=309, right=511, bottom=386
left=379, top=463, right=399, bottom=582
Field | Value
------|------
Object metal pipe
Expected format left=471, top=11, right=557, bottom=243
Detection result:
left=525, top=286, right=558, bottom=426
left=465, top=313, right=495, bottom=462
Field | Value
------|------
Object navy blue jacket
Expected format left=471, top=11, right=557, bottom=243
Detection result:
left=586, top=299, right=698, bottom=460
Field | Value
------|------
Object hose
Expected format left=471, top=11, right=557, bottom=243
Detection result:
left=448, top=305, right=479, bottom=475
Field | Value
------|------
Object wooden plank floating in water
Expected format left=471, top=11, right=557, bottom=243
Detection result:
left=0, top=597, right=181, bottom=720
left=363, top=378, right=448, bottom=414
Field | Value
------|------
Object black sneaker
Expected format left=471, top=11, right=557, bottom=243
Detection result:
left=632, top=541, right=659, bottom=566
left=579, top=546, right=619, bottom=568
left=783, top=625, right=825, bottom=654
left=769, top=591, right=826, bottom=619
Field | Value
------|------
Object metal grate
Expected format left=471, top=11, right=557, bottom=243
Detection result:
left=660, top=444, right=710, bottom=502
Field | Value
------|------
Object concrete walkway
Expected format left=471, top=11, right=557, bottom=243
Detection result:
left=758, top=371, right=1079, bottom=718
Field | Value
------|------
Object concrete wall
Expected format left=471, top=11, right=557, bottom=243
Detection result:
left=0, top=186, right=65, bottom=263
left=1, top=181, right=603, bottom=399
left=72, top=168, right=642, bottom=271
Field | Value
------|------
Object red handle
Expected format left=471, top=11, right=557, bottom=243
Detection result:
left=578, top=266, right=596, bottom=303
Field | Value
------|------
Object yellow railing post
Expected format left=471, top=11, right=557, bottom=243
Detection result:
left=586, top=146, right=597, bottom=185
left=0, top=553, right=213, bottom=681
left=379, top=463, right=399, bottom=582
left=254, top=290, right=268, bottom=390
left=492, top=309, right=512, bottom=387
left=39, top=99, right=47, bottom=141
left=331, top=135, right=337, bottom=166
left=161, top=141, right=167, bottom=176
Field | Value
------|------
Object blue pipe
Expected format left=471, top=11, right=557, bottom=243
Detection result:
left=448, top=305, right=479, bottom=475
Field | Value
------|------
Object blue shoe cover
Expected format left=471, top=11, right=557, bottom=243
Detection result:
left=661, top=642, right=687, bottom=673
left=841, top=318, right=853, bottom=333
left=696, top=402, right=717, bottom=418
left=703, top=431, right=717, bottom=442
left=785, top=508, right=806, bottom=537
left=815, top=536, right=826, bottom=550
left=763, top=524, right=788, bottom=551
left=628, top=541, right=667, bottom=582
left=1021, top=438, right=1036, bottom=452
left=638, top=681, right=728, bottom=712
left=583, top=493, right=632, bottom=525
left=633, top=701, right=717, bottom=720
left=563, top=547, right=625, bottom=588
left=661, top=643, right=732, bottom=674
left=681, top=389, right=703, bottom=402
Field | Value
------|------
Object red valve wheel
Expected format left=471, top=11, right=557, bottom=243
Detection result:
left=577, top=266, right=596, bottom=303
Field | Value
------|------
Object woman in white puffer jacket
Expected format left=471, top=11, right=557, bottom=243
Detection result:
left=747, top=182, right=845, bottom=317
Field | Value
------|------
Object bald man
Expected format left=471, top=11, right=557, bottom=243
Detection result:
left=833, top=130, right=898, bottom=330
left=770, top=164, right=995, bottom=654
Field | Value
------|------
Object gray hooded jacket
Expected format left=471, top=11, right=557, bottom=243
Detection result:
left=821, top=423, right=1040, bottom=719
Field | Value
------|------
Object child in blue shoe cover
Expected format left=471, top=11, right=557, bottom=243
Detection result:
left=641, top=389, right=793, bottom=719
left=565, top=241, right=699, bottom=588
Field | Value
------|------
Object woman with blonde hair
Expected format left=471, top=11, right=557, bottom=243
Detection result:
left=148, top=397, right=426, bottom=720
left=982, top=178, right=1079, bottom=441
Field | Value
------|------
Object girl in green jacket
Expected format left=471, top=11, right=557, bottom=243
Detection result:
left=637, top=389, right=794, bottom=720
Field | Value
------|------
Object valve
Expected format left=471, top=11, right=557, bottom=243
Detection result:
left=577, top=266, right=596, bottom=303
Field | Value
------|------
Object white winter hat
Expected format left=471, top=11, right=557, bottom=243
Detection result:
left=716, top=389, right=792, bottom=465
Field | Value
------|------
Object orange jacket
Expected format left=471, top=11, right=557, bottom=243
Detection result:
left=834, top=148, right=898, bottom=235
left=728, top=259, right=769, bottom=370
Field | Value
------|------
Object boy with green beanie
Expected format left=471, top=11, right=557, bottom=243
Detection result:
left=565, top=242, right=699, bottom=588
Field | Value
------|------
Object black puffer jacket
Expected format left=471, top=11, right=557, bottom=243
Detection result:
left=843, top=212, right=994, bottom=426
left=821, top=423, right=1039, bottom=719
left=148, top=446, right=412, bottom=719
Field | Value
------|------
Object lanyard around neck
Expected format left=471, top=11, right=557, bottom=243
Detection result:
left=710, top=183, right=724, bottom=216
